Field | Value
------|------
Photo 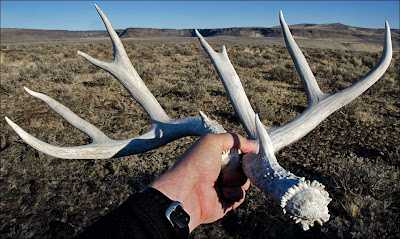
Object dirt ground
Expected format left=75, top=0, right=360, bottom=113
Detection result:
left=1, top=36, right=399, bottom=238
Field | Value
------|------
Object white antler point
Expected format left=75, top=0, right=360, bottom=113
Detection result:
left=221, top=45, right=227, bottom=55
left=5, top=116, right=11, bottom=124
left=279, top=11, right=284, bottom=22
left=23, top=86, right=37, bottom=97
left=385, top=21, right=390, bottom=29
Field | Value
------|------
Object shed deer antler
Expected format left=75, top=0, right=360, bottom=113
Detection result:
left=5, top=4, right=392, bottom=231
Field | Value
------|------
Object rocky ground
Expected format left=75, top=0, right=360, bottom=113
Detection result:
left=1, top=36, right=399, bottom=238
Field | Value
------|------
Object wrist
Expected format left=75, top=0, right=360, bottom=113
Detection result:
left=138, top=187, right=190, bottom=238
left=150, top=172, right=202, bottom=232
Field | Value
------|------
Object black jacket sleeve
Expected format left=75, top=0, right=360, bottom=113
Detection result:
left=75, top=188, right=189, bottom=239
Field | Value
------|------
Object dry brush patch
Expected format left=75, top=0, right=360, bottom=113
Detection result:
left=1, top=38, right=399, bottom=238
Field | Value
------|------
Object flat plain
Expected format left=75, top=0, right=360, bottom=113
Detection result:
left=1, top=35, right=399, bottom=238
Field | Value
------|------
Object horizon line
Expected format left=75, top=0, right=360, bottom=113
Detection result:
left=1, top=22, right=395, bottom=32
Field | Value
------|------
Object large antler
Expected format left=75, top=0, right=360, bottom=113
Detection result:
left=5, top=4, right=225, bottom=159
left=195, top=11, right=392, bottom=230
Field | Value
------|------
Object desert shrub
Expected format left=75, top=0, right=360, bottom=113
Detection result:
left=15, top=70, right=29, bottom=82
left=237, top=54, right=265, bottom=68
left=28, top=53, right=41, bottom=62
left=161, top=48, right=173, bottom=56
left=175, top=44, right=194, bottom=56
left=45, top=68, right=74, bottom=84
left=1, top=62, right=10, bottom=73
left=139, top=50, right=156, bottom=61
left=60, top=59, right=87, bottom=74
left=267, top=64, right=299, bottom=84
left=36, top=61, right=53, bottom=75
left=361, top=52, right=380, bottom=68
left=187, top=62, right=215, bottom=81
left=328, top=155, right=399, bottom=237
left=1, top=84, right=13, bottom=95
left=350, top=56, right=362, bottom=67
left=82, top=73, right=112, bottom=87
left=6, top=49, right=24, bottom=62
left=262, top=51, right=273, bottom=60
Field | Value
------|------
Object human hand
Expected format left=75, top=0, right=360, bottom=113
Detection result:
left=149, top=133, right=257, bottom=232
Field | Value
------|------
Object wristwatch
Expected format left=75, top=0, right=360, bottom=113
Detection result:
left=165, top=201, right=190, bottom=229
left=140, top=187, right=190, bottom=238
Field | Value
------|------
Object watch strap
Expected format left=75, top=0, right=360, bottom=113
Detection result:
left=140, top=187, right=190, bottom=238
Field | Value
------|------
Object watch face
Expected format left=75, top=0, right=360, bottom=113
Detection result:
left=165, top=201, right=190, bottom=228
left=170, top=205, right=190, bottom=229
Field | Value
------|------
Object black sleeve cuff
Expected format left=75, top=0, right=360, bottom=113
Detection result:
left=75, top=188, right=189, bottom=239
left=137, top=187, right=190, bottom=239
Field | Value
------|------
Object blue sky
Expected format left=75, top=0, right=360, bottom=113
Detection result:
left=1, top=1, right=399, bottom=30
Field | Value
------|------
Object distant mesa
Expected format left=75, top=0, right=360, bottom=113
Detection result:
left=1, top=23, right=399, bottom=50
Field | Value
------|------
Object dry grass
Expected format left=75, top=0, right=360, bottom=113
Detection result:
left=1, top=37, right=399, bottom=238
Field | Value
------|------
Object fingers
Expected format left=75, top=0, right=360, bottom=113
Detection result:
left=205, top=133, right=257, bottom=154
left=231, top=194, right=246, bottom=210
left=222, top=187, right=244, bottom=202
left=221, top=172, right=251, bottom=202
left=242, top=178, right=250, bottom=191
left=231, top=133, right=258, bottom=154
left=221, top=171, right=247, bottom=187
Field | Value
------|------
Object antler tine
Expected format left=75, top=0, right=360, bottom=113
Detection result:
left=78, top=4, right=169, bottom=122
left=195, top=29, right=258, bottom=139
left=279, top=11, right=327, bottom=105
left=4, top=87, right=149, bottom=159
left=268, top=14, right=393, bottom=151
left=93, top=4, right=127, bottom=62
left=75, top=4, right=123, bottom=77
left=22, top=87, right=110, bottom=143
left=5, top=116, right=124, bottom=159
left=328, top=21, right=392, bottom=105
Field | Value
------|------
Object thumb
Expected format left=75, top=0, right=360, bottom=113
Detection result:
left=212, top=133, right=258, bottom=154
